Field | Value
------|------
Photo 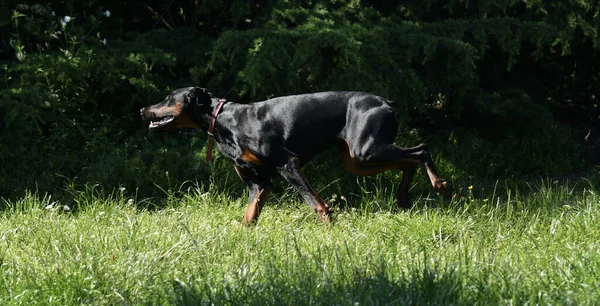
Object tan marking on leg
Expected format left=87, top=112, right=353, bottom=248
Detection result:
left=341, top=139, right=357, bottom=172
left=316, top=198, right=332, bottom=224
left=342, top=139, right=452, bottom=201
left=341, top=139, right=402, bottom=176
left=242, top=188, right=270, bottom=225
left=423, top=161, right=452, bottom=198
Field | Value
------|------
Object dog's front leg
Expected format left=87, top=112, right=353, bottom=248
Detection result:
left=242, top=184, right=271, bottom=225
left=234, top=165, right=272, bottom=225
left=277, top=157, right=332, bottom=224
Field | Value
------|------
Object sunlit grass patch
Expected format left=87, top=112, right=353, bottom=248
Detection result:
left=0, top=180, right=598, bottom=305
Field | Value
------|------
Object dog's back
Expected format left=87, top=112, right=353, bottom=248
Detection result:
left=241, top=91, right=395, bottom=154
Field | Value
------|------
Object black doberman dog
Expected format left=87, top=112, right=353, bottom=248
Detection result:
left=140, top=87, right=451, bottom=225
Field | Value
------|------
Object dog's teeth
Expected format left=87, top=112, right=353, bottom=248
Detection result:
left=149, top=116, right=173, bottom=128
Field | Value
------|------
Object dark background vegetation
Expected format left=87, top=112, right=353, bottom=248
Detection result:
left=1, top=0, right=599, bottom=204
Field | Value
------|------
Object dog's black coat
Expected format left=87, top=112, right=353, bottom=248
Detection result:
left=141, top=87, right=451, bottom=224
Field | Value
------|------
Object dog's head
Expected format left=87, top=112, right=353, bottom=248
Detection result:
left=140, top=87, right=213, bottom=132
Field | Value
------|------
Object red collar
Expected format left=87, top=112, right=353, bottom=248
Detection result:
left=206, top=98, right=227, bottom=162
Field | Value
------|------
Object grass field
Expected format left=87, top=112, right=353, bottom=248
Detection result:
left=1, top=178, right=599, bottom=305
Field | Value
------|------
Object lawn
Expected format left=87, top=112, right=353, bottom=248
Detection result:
left=0, top=179, right=599, bottom=305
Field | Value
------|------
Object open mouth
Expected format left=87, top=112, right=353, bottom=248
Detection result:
left=149, top=115, right=175, bottom=129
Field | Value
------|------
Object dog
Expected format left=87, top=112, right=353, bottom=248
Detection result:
left=140, top=87, right=451, bottom=224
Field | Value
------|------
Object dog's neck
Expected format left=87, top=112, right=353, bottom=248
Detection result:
left=196, top=98, right=235, bottom=143
left=204, top=99, right=226, bottom=162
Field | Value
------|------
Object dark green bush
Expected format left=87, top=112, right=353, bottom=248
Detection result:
left=0, top=0, right=597, bottom=202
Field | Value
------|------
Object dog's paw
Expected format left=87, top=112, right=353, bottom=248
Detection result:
left=435, top=179, right=453, bottom=199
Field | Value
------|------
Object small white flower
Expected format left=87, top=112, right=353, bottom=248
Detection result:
left=104, top=10, right=111, bottom=17
left=52, top=11, right=56, bottom=16
left=61, top=20, right=66, bottom=26
left=102, top=38, right=107, bottom=45
left=63, top=205, right=71, bottom=211
left=63, top=16, right=72, bottom=23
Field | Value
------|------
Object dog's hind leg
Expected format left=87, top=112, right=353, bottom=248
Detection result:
left=396, top=162, right=418, bottom=209
left=374, top=144, right=451, bottom=198
left=342, top=141, right=451, bottom=208
left=277, top=157, right=332, bottom=224
left=392, top=145, right=426, bottom=208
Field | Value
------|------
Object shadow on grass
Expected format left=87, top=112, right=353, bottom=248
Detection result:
left=170, top=263, right=466, bottom=305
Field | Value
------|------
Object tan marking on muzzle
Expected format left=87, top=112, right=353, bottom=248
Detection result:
left=171, top=113, right=200, bottom=129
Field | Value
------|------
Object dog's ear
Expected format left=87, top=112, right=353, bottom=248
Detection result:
left=187, top=87, right=213, bottom=106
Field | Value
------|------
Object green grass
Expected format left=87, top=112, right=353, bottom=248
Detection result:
left=1, top=179, right=599, bottom=305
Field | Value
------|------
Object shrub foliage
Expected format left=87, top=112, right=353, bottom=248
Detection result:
left=0, top=1, right=598, bottom=199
